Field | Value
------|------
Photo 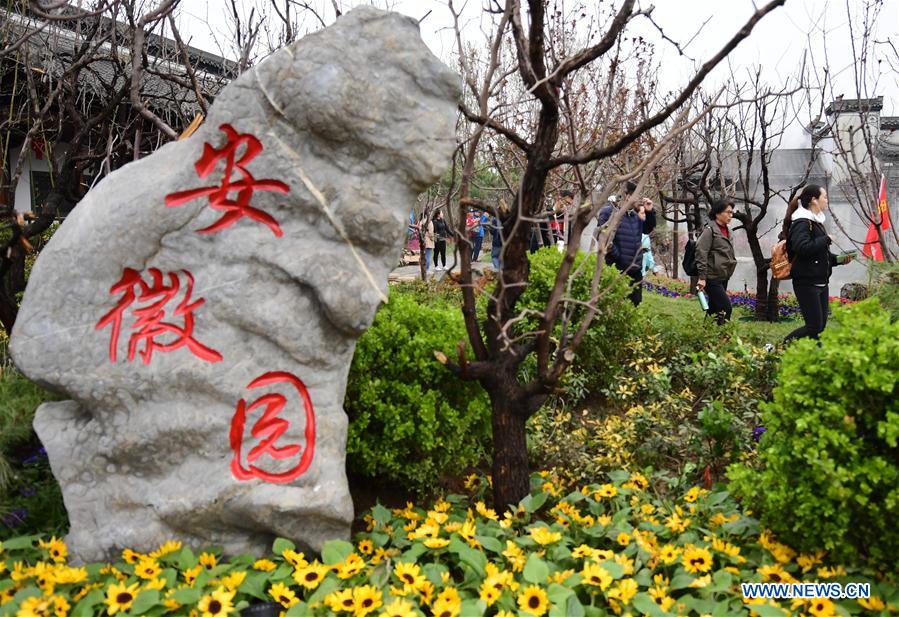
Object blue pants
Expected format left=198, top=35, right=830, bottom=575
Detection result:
left=471, top=235, right=484, bottom=261
left=492, top=245, right=501, bottom=270
left=424, top=248, right=433, bottom=273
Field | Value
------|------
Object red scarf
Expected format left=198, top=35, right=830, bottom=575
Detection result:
left=717, top=223, right=729, bottom=238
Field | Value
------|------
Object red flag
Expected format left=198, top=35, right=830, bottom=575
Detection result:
left=862, top=176, right=890, bottom=261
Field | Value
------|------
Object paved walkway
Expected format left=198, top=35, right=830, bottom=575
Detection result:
left=389, top=259, right=494, bottom=283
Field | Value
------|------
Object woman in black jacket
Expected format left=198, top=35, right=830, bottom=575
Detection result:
left=784, top=185, right=852, bottom=342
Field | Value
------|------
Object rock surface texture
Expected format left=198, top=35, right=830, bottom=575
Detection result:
left=10, top=7, right=459, bottom=562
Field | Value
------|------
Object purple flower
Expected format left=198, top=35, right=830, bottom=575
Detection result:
left=19, top=485, right=38, bottom=498
left=1, top=507, right=28, bottom=528
left=752, top=426, right=767, bottom=442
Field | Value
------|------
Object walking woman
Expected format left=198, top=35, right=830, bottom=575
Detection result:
left=696, top=199, right=737, bottom=324
left=432, top=210, right=449, bottom=270
left=784, top=185, right=852, bottom=342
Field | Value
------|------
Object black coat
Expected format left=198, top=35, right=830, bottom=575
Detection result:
left=787, top=218, right=838, bottom=285
left=597, top=204, right=657, bottom=273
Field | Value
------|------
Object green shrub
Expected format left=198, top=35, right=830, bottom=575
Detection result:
left=0, top=369, right=67, bottom=538
left=345, top=287, right=491, bottom=495
left=519, top=248, right=636, bottom=393
left=869, top=260, right=899, bottom=320
left=729, top=299, right=899, bottom=570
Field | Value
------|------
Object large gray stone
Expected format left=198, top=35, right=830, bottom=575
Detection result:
left=10, top=7, right=459, bottom=562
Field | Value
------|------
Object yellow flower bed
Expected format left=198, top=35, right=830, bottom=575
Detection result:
left=0, top=471, right=896, bottom=616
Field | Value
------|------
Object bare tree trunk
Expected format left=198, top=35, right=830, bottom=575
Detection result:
left=766, top=277, right=781, bottom=322
left=489, top=384, right=531, bottom=508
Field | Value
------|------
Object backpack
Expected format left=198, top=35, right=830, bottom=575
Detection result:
left=770, top=240, right=792, bottom=280
left=682, top=238, right=699, bottom=277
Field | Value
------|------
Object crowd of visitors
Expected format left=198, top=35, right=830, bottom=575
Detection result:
left=410, top=181, right=850, bottom=345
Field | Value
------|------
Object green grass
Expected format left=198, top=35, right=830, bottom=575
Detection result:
left=640, top=292, right=801, bottom=342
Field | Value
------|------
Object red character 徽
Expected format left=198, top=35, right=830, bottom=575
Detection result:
left=230, top=371, right=316, bottom=484
left=96, top=267, right=222, bottom=365
left=165, top=124, right=289, bottom=237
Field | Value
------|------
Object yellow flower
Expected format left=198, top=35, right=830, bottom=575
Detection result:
left=134, top=557, right=162, bottom=580
left=268, top=582, right=298, bottom=609
left=198, top=552, right=217, bottom=570
left=664, top=512, right=690, bottom=533
left=143, top=577, right=166, bottom=591
left=337, top=554, right=366, bottom=579
left=324, top=589, right=356, bottom=613
left=357, top=539, right=374, bottom=555
left=529, top=527, right=562, bottom=546
left=808, top=598, right=836, bottom=617
left=594, top=484, right=618, bottom=499
left=657, top=544, right=680, bottom=564
left=616, top=532, right=631, bottom=547
left=381, top=598, right=416, bottom=617
left=53, top=566, right=87, bottom=585
left=475, top=501, right=498, bottom=521
left=282, top=549, right=307, bottom=569
left=596, top=514, right=612, bottom=527
left=550, top=569, right=574, bottom=584
left=684, top=487, right=702, bottom=503
left=796, top=551, right=825, bottom=573
left=758, top=564, right=794, bottom=584
left=623, top=472, right=649, bottom=491
left=252, top=559, right=276, bottom=572
left=581, top=563, right=612, bottom=590
left=689, top=574, right=711, bottom=588
left=39, top=537, right=68, bottom=564
left=293, top=561, right=329, bottom=590
left=517, top=585, right=549, bottom=616
left=858, top=596, right=886, bottom=611
left=197, top=586, right=235, bottom=617
left=352, top=584, right=382, bottom=616
left=220, top=571, right=246, bottom=591
left=105, top=581, right=140, bottom=615
left=432, top=587, right=461, bottom=617
left=121, top=549, right=141, bottom=564
left=17, top=596, right=54, bottom=617
left=608, top=578, right=638, bottom=605
left=423, top=538, right=450, bottom=549
left=682, top=545, right=713, bottom=574
left=1, top=586, right=17, bottom=605
left=150, top=540, right=182, bottom=558
left=183, top=565, right=203, bottom=586
left=51, top=595, right=70, bottom=617
left=479, top=582, right=501, bottom=606
left=394, top=562, right=425, bottom=589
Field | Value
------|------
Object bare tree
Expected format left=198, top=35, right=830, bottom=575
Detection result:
left=443, top=0, right=786, bottom=508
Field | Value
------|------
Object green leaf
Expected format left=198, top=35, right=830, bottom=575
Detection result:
left=746, top=603, right=789, bottom=617
left=1, top=536, right=39, bottom=550
left=598, top=560, right=623, bottom=579
left=402, top=543, right=428, bottom=562
left=546, top=583, right=573, bottom=605
left=306, top=577, right=339, bottom=606
left=177, top=547, right=197, bottom=570
left=521, top=491, right=548, bottom=513
left=607, top=470, right=630, bottom=484
left=669, top=573, right=695, bottom=590
left=523, top=554, right=549, bottom=584
left=272, top=538, right=296, bottom=555
left=70, top=589, right=105, bottom=617
left=284, top=602, right=309, bottom=617
left=240, top=572, right=270, bottom=601
left=369, top=561, right=390, bottom=588
left=459, top=599, right=486, bottom=616
left=372, top=504, right=392, bottom=525
left=564, top=596, right=586, bottom=617
left=449, top=538, right=486, bottom=577
left=170, top=587, right=201, bottom=605
left=129, top=589, right=160, bottom=615
left=475, top=536, right=503, bottom=554
left=321, top=540, right=355, bottom=566
left=631, top=593, right=670, bottom=617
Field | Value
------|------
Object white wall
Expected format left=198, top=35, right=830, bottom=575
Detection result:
left=9, top=144, right=51, bottom=213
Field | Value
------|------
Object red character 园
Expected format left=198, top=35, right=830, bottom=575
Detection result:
left=165, top=124, right=290, bottom=237
left=96, top=267, right=222, bottom=365
left=229, top=371, right=316, bottom=484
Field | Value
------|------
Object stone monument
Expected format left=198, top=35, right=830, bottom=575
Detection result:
left=9, top=7, right=459, bottom=562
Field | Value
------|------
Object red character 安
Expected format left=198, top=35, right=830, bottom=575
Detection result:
left=166, top=124, right=289, bottom=237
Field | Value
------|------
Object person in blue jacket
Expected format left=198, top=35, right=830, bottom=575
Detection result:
left=597, top=181, right=657, bottom=306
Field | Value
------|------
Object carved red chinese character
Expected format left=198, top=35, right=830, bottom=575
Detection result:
left=96, top=267, right=223, bottom=365
left=165, top=124, right=290, bottom=237
left=229, top=371, right=316, bottom=484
